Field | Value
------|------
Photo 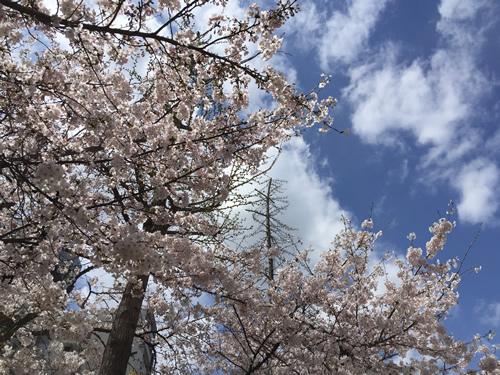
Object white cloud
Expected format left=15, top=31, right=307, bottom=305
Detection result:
left=192, top=0, right=247, bottom=27
left=343, top=45, right=484, bottom=157
left=341, top=0, right=493, bottom=156
left=268, top=137, right=349, bottom=259
left=339, top=0, right=498, bottom=225
left=318, top=0, right=390, bottom=69
left=437, top=0, right=492, bottom=47
left=281, top=1, right=324, bottom=53
left=231, top=137, right=349, bottom=263
left=282, top=0, right=391, bottom=70
left=453, top=159, right=500, bottom=224
left=438, top=0, right=489, bottom=21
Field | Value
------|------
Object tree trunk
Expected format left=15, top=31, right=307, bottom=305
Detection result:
left=266, top=178, right=274, bottom=280
left=98, top=274, right=149, bottom=375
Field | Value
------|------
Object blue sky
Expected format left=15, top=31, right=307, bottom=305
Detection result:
left=246, top=0, right=500, bottom=353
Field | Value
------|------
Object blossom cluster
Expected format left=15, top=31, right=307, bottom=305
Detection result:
left=188, top=218, right=497, bottom=374
left=0, top=0, right=336, bottom=371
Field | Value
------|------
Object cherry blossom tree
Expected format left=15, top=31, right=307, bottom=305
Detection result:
left=0, top=0, right=336, bottom=373
left=198, top=213, right=498, bottom=374
left=0, top=0, right=497, bottom=374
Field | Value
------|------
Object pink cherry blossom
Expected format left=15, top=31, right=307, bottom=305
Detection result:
left=0, top=0, right=493, bottom=373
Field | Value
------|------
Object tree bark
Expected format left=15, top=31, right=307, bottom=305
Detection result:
left=98, top=274, right=149, bottom=375
left=266, top=178, right=274, bottom=281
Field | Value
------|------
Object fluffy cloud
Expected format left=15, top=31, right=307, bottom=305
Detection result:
left=437, top=0, right=492, bottom=48
left=340, top=0, right=496, bottom=224
left=283, top=0, right=391, bottom=69
left=286, top=0, right=490, bottom=158
left=344, top=47, right=486, bottom=159
left=343, top=19, right=487, bottom=155
left=232, top=137, right=349, bottom=263
left=453, top=159, right=500, bottom=224
left=438, top=0, right=489, bottom=21
left=317, top=0, right=391, bottom=69
left=268, top=138, right=349, bottom=257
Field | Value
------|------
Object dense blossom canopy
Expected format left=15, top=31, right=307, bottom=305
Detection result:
left=0, top=0, right=497, bottom=373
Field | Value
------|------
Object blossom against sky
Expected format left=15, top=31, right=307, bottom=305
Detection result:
left=56, top=0, right=500, bottom=361
left=257, top=0, right=500, bottom=351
